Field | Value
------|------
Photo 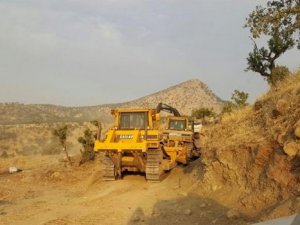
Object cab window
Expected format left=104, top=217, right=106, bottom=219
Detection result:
left=119, top=112, right=148, bottom=129
left=169, top=120, right=186, bottom=130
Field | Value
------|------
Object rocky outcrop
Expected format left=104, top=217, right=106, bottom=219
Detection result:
left=198, top=72, right=300, bottom=220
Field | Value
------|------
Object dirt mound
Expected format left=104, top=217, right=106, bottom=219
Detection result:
left=197, top=71, right=300, bottom=221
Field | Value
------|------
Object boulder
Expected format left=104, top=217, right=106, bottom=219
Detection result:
left=283, top=141, right=299, bottom=157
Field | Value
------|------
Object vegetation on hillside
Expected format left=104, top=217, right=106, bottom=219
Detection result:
left=200, top=70, right=300, bottom=219
left=222, top=90, right=249, bottom=114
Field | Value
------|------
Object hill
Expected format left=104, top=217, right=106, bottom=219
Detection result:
left=0, top=79, right=223, bottom=125
left=197, top=70, right=300, bottom=221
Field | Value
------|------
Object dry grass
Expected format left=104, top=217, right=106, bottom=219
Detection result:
left=203, top=70, right=300, bottom=151
left=203, top=107, right=267, bottom=150
left=261, top=71, right=300, bottom=101
left=0, top=122, right=106, bottom=157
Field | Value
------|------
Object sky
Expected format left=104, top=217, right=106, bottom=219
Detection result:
left=0, top=0, right=299, bottom=106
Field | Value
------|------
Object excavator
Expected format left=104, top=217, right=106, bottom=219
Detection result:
left=94, top=103, right=201, bottom=182
left=157, top=103, right=201, bottom=165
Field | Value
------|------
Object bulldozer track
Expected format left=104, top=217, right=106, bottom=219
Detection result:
left=146, top=149, right=163, bottom=182
left=102, top=154, right=116, bottom=181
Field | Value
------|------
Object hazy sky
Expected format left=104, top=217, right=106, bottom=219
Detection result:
left=0, top=0, right=299, bottom=106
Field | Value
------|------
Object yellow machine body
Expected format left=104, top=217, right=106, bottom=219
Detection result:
left=94, top=108, right=173, bottom=181
left=94, top=106, right=200, bottom=181
left=162, top=116, right=200, bottom=165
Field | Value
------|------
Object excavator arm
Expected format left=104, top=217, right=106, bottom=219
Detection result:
left=156, top=103, right=181, bottom=116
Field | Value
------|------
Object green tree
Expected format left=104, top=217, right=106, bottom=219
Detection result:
left=53, top=125, right=72, bottom=165
left=78, top=128, right=95, bottom=165
left=246, top=30, right=294, bottom=85
left=90, top=120, right=102, bottom=140
left=221, top=90, right=249, bottom=114
left=246, top=0, right=300, bottom=47
left=231, top=90, right=249, bottom=107
left=245, top=0, right=299, bottom=86
left=192, top=108, right=215, bottom=120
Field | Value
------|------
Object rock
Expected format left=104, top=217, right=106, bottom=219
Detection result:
left=184, top=209, right=192, bottom=216
left=283, top=141, right=299, bottom=157
left=295, top=126, right=300, bottom=138
left=277, top=133, right=287, bottom=146
left=9, top=166, right=22, bottom=174
left=226, top=209, right=240, bottom=219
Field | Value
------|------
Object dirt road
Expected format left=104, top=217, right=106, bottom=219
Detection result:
left=0, top=155, right=252, bottom=225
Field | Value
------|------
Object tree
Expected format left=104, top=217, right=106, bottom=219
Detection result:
left=78, top=128, right=95, bottom=165
left=192, top=108, right=216, bottom=121
left=246, top=30, right=294, bottom=85
left=90, top=120, right=102, bottom=140
left=245, top=0, right=299, bottom=85
left=221, top=90, right=249, bottom=114
left=231, top=90, right=249, bottom=107
left=53, top=125, right=72, bottom=165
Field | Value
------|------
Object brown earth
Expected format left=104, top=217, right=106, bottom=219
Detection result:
left=0, top=155, right=253, bottom=225
left=1, top=72, right=300, bottom=225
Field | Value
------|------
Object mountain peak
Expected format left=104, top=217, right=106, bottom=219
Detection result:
left=0, top=79, right=223, bottom=124
left=121, top=78, right=223, bottom=115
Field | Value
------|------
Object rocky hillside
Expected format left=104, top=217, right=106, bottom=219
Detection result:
left=0, top=79, right=223, bottom=125
left=196, top=71, right=300, bottom=221
left=122, top=79, right=223, bottom=115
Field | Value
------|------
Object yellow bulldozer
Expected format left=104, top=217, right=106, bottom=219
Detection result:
left=94, top=103, right=201, bottom=181
left=157, top=103, right=201, bottom=165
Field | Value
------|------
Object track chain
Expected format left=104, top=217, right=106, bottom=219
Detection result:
left=146, top=149, right=163, bottom=182
left=102, top=153, right=116, bottom=181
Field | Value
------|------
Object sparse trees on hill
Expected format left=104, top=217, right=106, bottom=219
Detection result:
left=53, top=125, right=72, bottom=165
left=245, top=0, right=299, bottom=86
left=222, top=90, right=249, bottom=114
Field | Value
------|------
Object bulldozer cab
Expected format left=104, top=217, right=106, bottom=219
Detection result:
left=111, top=109, right=159, bottom=130
left=167, top=116, right=194, bottom=132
